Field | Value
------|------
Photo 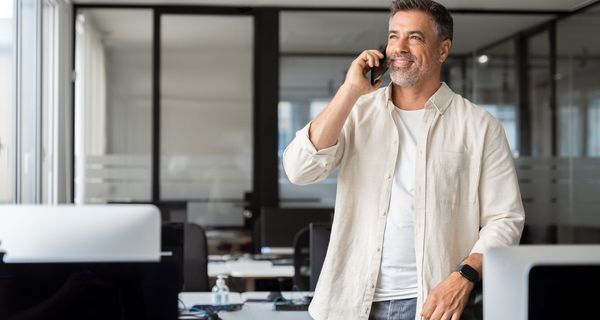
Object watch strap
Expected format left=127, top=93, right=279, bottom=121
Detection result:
left=456, top=264, right=479, bottom=283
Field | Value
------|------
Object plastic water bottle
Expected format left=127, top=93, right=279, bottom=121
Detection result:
left=211, top=274, right=229, bottom=305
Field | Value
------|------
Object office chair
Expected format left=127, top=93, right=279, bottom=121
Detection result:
left=183, top=223, right=209, bottom=291
left=292, top=226, right=310, bottom=291
left=309, top=222, right=331, bottom=291
left=162, top=222, right=209, bottom=292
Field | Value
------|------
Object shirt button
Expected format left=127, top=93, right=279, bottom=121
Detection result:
left=386, top=174, right=392, bottom=179
left=382, top=211, right=387, bottom=216
left=377, top=247, right=381, bottom=252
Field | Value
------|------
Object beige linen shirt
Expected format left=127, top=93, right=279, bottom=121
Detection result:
left=283, top=83, right=525, bottom=320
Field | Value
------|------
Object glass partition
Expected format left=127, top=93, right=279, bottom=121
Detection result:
left=160, top=15, right=253, bottom=227
left=472, top=40, right=519, bottom=156
left=528, top=31, right=552, bottom=157
left=74, top=9, right=153, bottom=203
left=555, top=4, right=600, bottom=242
left=279, top=11, right=388, bottom=207
left=279, top=56, right=354, bottom=207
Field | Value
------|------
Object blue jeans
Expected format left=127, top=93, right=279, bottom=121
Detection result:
left=369, top=298, right=417, bottom=320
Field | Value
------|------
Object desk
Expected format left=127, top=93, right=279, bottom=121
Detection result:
left=208, top=259, right=294, bottom=291
left=179, top=291, right=313, bottom=320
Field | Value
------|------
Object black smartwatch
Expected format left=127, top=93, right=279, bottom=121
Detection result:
left=455, top=264, right=479, bottom=283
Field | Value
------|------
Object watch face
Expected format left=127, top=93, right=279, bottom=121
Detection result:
left=457, top=264, right=479, bottom=283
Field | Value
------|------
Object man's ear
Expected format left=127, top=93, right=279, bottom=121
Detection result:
left=439, top=39, right=452, bottom=63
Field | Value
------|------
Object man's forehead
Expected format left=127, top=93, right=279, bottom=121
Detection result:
left=388, top=10, right=435, bottom=33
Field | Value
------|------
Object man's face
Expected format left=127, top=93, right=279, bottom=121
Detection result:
left=386, top=10, right=450, bottom=87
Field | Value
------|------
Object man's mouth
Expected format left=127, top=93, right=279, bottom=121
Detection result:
left=392, top=59, right=414, bottom=68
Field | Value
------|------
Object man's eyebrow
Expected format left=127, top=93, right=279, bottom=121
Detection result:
left=408, top=30, right=426, bottom=38
left=388, top=30, right=426, bottom=38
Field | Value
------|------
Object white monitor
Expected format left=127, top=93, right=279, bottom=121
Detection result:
left=484, top=245, right=600, bottom=320
left=0, top=204, right=161, bottom=263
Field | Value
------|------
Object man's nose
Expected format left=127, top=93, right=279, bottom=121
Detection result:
left=389, top=39, right=410, bottom=56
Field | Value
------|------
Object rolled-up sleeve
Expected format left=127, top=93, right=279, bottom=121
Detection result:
left=471, top=121, right=525, bottom=254
left=282, top=121, right=346, bottom=186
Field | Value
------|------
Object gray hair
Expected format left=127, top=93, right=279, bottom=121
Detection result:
left=390, top=0, right=453, bottom=41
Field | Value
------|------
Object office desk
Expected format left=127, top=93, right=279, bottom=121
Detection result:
left=208, top=259, right=294, bottom=290
left=179, top=291, right=313, bottom=320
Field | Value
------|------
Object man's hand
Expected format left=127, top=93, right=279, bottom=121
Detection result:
left=344, top=49, right=385, bottom=96
left=420, top=272, right=474, bottom=320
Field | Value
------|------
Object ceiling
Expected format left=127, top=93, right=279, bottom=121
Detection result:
left=280, top=12, right=555, bottom=54
left=79, top=0, right=599, bottom=56
left=75, top=0, right=595, bottom=11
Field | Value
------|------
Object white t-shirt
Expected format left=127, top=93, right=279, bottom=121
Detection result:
left=373, top=107, right=424, bottom=302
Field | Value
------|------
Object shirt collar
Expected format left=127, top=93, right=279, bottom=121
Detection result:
left=384, top=82, right=454, bottom=115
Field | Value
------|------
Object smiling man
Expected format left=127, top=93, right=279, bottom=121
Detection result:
left=283, top=1, right=525, bottom=320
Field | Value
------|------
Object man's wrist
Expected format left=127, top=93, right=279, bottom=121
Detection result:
left=451, top=272, right=476, bottom=292
left=455, top=264, right=480, bottom=284
left=339, top=83, right=366, bottom=98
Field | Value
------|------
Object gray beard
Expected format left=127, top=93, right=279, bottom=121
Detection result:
left=389, top=62, right=436, bottom=87
left=390, top=69, right=419, bottom=87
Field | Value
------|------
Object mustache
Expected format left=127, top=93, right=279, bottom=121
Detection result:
left=388, top=53, right=416, bottom=64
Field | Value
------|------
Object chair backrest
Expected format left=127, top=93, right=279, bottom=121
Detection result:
left=309, top=222, right=332, bottom=291
left=292, top=226, right=311, bottom=291
left=162, top=222, right=208, bottom=292
left=183, top=223, right=209, bottom=291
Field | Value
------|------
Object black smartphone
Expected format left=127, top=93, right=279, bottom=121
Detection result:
left=370, top=47, right=388, bottom=85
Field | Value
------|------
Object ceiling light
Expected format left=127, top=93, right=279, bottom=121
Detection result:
left=478, top=54, right=489, bottom=64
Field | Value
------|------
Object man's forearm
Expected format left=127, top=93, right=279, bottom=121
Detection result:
left=309, top=84, right=363, bottom=151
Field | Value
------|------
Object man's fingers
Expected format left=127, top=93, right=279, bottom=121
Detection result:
left=359, top=50, right=384, bottom=68
left=429, top=305, right=445, bottom=320
left=366, top=49, right=385, bottom=59
left=367, top=55, right=374, bottom=68
left=421, top=300, right=435, bottom=319
left=450, top=312, right=462, bottom=320
left=366, top=53, right=377, bottom=68
left=440, top=311, right=453, bottom=320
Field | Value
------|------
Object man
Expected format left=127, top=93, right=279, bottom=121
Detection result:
left=283, top=0, right=525, bottom=320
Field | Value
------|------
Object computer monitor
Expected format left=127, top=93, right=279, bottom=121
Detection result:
left=260, top=207, right=333, bottom=255
left=0, top=204, right=161, bottom=263
left=484, top=245, right=600, bottom=320
left=309, top=222, right=331, bottom=291
left=0, top=204, right=178, bottom=320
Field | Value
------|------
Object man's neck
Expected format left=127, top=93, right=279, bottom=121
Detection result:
left=391, top=79, right=442, bottom=110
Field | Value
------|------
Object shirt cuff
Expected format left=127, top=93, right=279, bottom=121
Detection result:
left=296, top=122, right=340, bottom=160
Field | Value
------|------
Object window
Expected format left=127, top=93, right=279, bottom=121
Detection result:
left=0, top=0, right=14, bottom=203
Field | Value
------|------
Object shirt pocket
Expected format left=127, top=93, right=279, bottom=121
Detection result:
left=430, top=150, right=472, bottom=207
